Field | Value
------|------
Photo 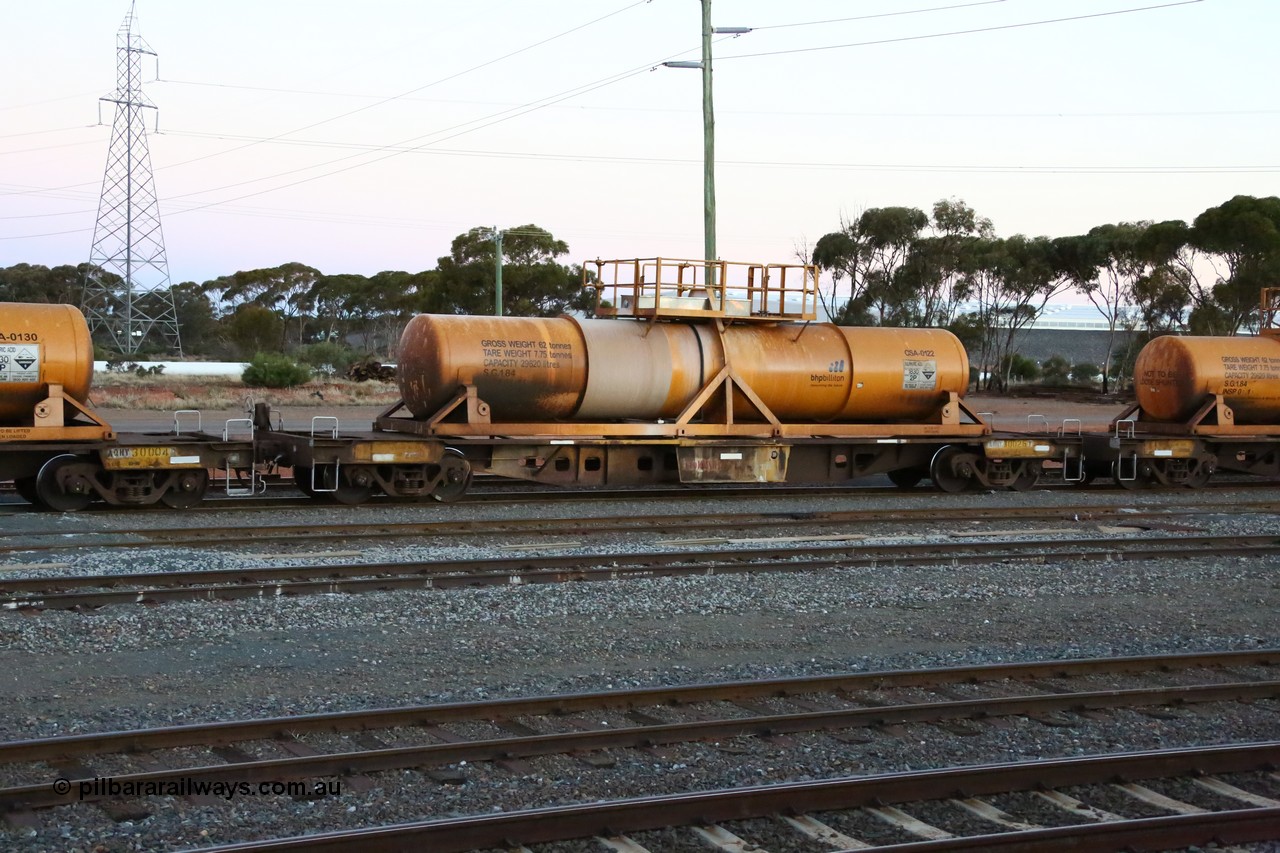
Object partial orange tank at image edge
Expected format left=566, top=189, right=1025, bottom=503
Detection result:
left=1135, top=334, right=1280, bottom=423
left=0, top=302, right=95, bottom=425
left=397, top=314, right=969, bottom=424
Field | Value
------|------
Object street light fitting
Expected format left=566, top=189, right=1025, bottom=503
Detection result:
left=662, top=60, right=703, bottom=69
left=712, top=26, right=751, bottom=34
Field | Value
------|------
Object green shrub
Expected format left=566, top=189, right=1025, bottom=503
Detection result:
left=1041, top=355, right=1071, bottom=384
left=1001, top=353, right=1040, bottom=383
left=242, top=352, right=312, bottom=388
left=1070, top=363, right=1101, bottom=387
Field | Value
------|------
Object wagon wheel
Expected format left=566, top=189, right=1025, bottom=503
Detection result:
left=34, top=454, right=95, bottom=512
left=930, top=446, right=978, bottom=494
left=161, top=469, right=209, bottom=509
left=1182, top=458, right=1215, bottom=489
left=331, top=465, right=376, bottom=506
left=887, top=467, right=928, bottom=489
left=432, top=449, right=472, bottom=503
left=13, top=476, right=39, bottom=505
left=1006, top=463, right=1040, bottom=492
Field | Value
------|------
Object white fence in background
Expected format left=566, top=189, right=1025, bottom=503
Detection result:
left=94, top=361, right=249, bottom=377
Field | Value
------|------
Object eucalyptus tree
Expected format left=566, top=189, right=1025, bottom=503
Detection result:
left=434, top=225, right=589, bottom=317
left=1059, top=223, right=1151, bottom=393
left=954, top=235, right=1010, bottom=389
left=169, top=281, right=219, bottom=355
left=954, top=234, right=1076, bottom=392
left=995, top=236, right=1075, bottom=390
left=302, top=273, right=368, bottom=346
left=1136, top=220, right=1218, bottom=332
left=1130, top=265, right=1191, bottom=335
left=897, top=198, right=994, bottom=328
left=203, top=262, right=322, bottom=347
left=811, top=225, right=865, bottom=322
left=0, top=262, right=94, bottom=305
left=1191, top=195, right=1280, bottom=334
left=813, top=206, right=928, bottom=325
left=223, top=304, right=284, bottom=359
left=361, top=270, right=424, bottom=353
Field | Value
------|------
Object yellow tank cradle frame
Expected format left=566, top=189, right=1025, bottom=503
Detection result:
left=0, top=384, right=115, bottom=442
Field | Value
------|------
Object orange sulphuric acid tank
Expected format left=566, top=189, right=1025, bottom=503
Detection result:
left=0, top=302, right=95, bottom=425
left=1134, top=334, right=1280, bottom=424
left=396, top=314, right=969, bottom=424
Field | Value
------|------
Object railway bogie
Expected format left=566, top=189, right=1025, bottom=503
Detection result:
left=1, top=430, right=256, bottom=510
left=1086, top=431, right=1277, bottom=490
left=250, top=403, right=471, bottom=505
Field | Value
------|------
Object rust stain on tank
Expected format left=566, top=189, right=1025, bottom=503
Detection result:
left=397, top=315, right=587, bottom=420
left=1136, top=334, right=1280, bottom=423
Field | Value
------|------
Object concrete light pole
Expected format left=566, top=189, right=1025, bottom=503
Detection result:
left=480, top=226, right=504, bottom=316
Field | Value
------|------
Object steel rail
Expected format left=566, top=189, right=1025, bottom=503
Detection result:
left=2, top=475, right=1275, bottom=516
left=4, top=533, right=1279, bottom=611
left=3, top=499, right=1278, bottom=555
left=839, top=810, right=1280, bottom=852
left=3, top=679, right=1276, bottom=812
left=3, top=533, right=1279, bottom=611
left=1, top=648, right=1271, bottom=764
left=0, top=482, right=919, bottom=514
left=180, top=742, right=1280, bottom=852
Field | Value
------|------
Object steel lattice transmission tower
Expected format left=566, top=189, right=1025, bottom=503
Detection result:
left=82, top=2, right=182, bottom=356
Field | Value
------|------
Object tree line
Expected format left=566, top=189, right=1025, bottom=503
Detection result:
left=809, top=194, right=1280, bottom=392
left=2, top=196, right=1277, bottom=391
left=0, top=225, right=591, bottom=370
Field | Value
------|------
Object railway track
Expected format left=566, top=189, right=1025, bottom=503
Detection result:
left=202, top=743, right=1280, bottom=852
left=3, top=531, right=1278, bottom=610
left=0, top=475, right=1276, bottom=516
left=0, top=650, right=1275, bottom=848
left=2, top=497, right=1276, bottom=555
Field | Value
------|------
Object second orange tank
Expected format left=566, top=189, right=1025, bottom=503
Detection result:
left=396, top=315, right=969, bottom=424
left=1135, top=334, right=1280, bottom=423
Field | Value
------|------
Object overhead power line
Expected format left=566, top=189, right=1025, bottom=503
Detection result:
left=0, top=91, right=101, bottom=112
left=719, top=0, right=1204, bottom=61
left=146, top=0, right=653, bottom=176
left=0, top=125, right=100, bottom=141
left=752, top=0, right=1012, bottom=31
left=0, top=1, right=652, bottom=202
left=122, top=0, right=1216, bottom=212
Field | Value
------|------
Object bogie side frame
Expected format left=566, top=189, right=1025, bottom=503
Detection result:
left=374, top=382, right=1083, bottom=493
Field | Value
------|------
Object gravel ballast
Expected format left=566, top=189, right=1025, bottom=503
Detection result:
left=0, top=484, right=1277, bottom=852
